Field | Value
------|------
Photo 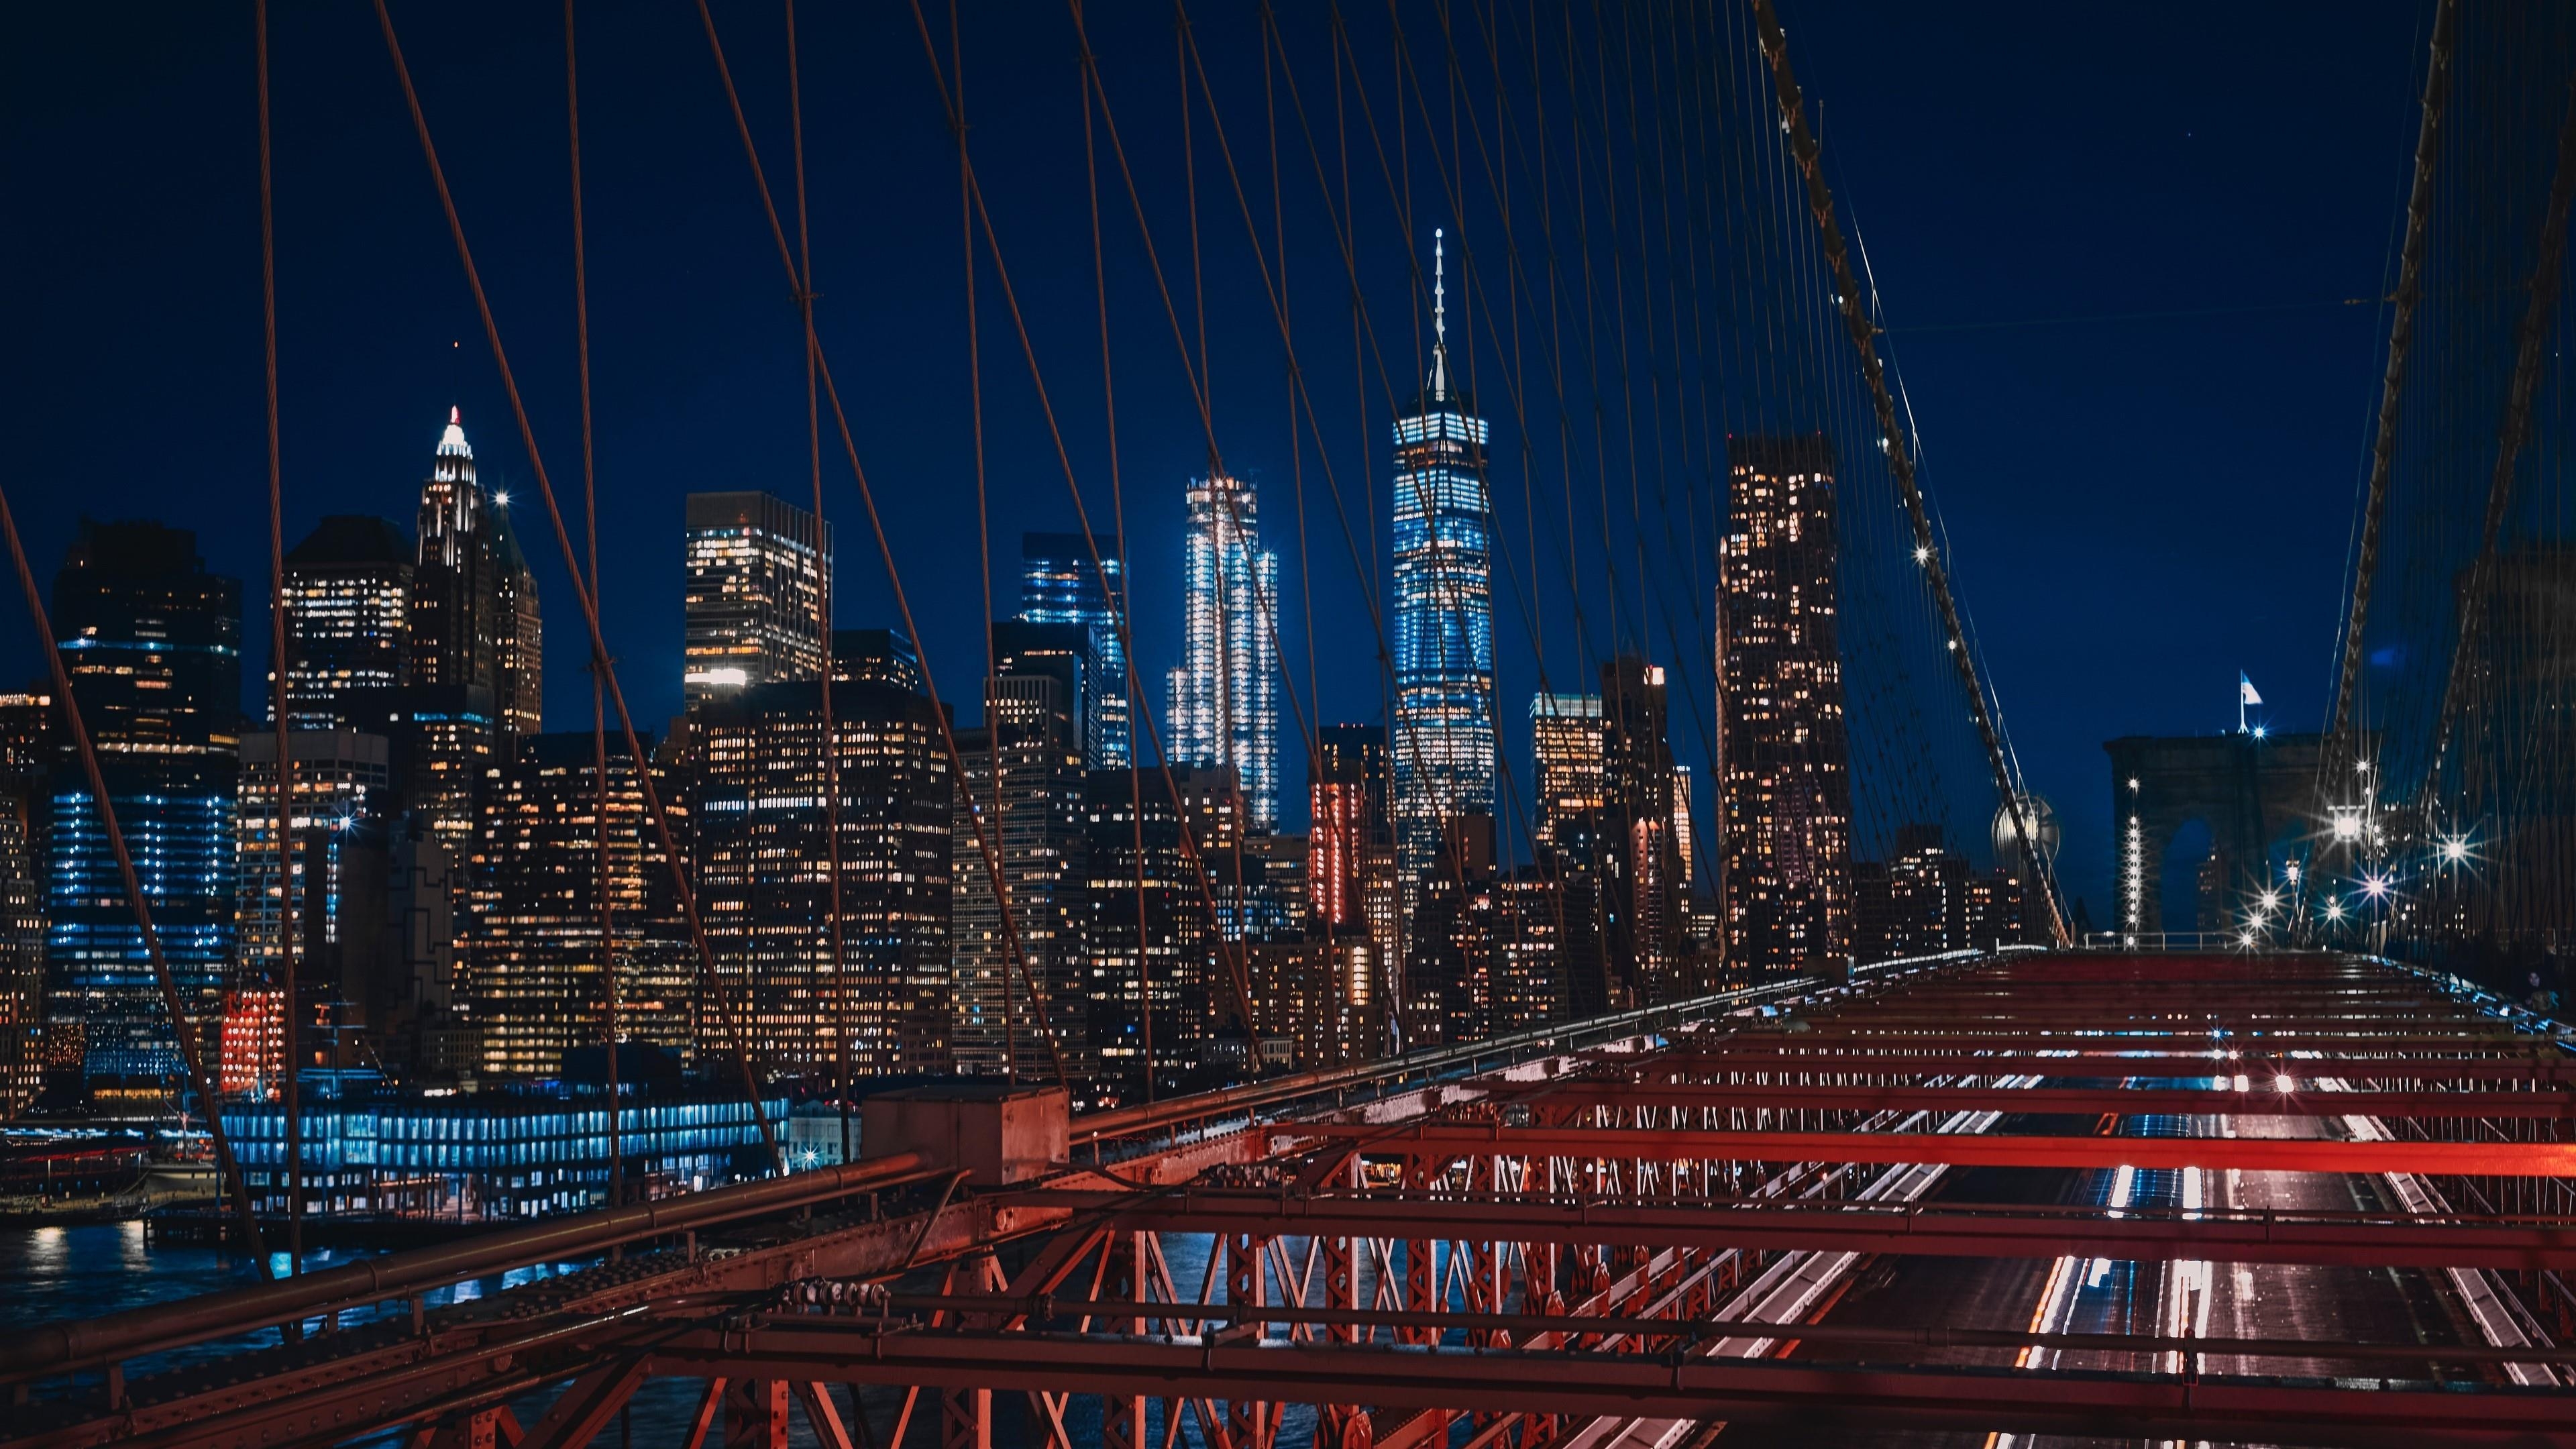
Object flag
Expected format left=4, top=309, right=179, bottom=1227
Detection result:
left=2239, top=673, right=2262, bottom=707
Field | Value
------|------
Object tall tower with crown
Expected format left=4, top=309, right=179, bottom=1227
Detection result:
left=409, top=409, right=540, bottom=739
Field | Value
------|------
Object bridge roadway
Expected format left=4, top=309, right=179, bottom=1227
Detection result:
left=4, top=951, right=2574, bottom=1449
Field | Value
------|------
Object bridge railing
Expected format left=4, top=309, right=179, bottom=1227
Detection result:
left=2078, top=932, right=2251, bottom=952
left=1073, top=947, right=2017, bottom=1156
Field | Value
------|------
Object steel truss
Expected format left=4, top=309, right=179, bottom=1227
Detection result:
left=6, top=952, right=2575, bottom=1449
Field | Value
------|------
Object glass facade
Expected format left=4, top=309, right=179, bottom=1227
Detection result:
left=693, top=678, right=955, bottom=1076
left=684, top=491, right=831, bottom=707
left=280, top=516, right=412, bottom=732
left=221, top=1075, right=787, bottom=1220
left=1391, top=232, right=1497, bottom=924
left=44, top=521, right=241, bottom=1083
left=1018, top=532, right=1130, bottom=769
left=1167, top=480, right=1281, bottom=830
left=463, top=734, right=694, bottom=1079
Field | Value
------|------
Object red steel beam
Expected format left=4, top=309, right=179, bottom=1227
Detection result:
left=1531, top=1081, right=2576, bottom=1120
left=1708, top=1030, right=2537, bottom=1052
left=645, top=1324, right=2576, bottom=1446
left=1637, top=1051, right=2576, bottom=1083
left=1275, top=1124, right=2576, bottom=1175
left=1014, top=1189, right=2576, bottom=1269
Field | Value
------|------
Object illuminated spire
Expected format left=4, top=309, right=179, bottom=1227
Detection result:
left=1428, top=227, right=1450, bottom=402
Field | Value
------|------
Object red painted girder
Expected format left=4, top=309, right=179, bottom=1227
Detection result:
left=1532, top=1081, right=2576, bottom=1119
left=1639, top=1051, right=2576, bottom=1082
left=1274, top=1124, right=2576, bottom=1175
left=997, top=1188, right=2576, bottom=1269
left=644, top=1324, right=2576, bottom=1445
left=1713, top=1030, right=2534, bottom=1051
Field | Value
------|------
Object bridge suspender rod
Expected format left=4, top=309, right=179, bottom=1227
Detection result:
left=2417, top=71, right=2576, bottom=811
left=2329, top=0, right=2458, bottom=749
left=1746, top=0, right=2066, bottom=947
left=256, top=0, right=304, bottom=1275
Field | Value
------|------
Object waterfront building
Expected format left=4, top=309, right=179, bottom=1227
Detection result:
left=220, top=1064, right=782, bottom=1220
left=462, top=733, right=692, bottom=1079
left=693, top=676, right=953, bottom=1077
left=410, top=409, right=540, bottom=741
left=951, top=670, right=1089, bottom=1082
left=278, top=516, right=412, bottom=731
left=1719, top=434, right=1854, bottom=971
left=1391, top=230, right=1497, bottom=931
left=1166, top=478, right=1281, bottom=830
left=683, top=491, right=830, bottom=706
left=44, top=521, right=240, bottom=1085
left=1019, top=531, right=1131, bottom=768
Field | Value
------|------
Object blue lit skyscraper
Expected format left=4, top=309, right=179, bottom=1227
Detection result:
left=1391, top=229, right=1496, bottom=916
left=1020, top=532, right=1130, bottom=769
left=44, top=521, right=242, bottom=1083
left=1166, top=478, right=1281, bottom=830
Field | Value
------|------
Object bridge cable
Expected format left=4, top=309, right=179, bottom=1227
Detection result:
left=561, top=0, right=625, bottom=1212
left=255, top=0, right=305, bottom=1274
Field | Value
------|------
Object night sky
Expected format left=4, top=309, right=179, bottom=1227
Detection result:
left=2, top=1, right=2427, bottom=920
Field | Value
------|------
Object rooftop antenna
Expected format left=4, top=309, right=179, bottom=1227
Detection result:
left=1430, top=227, right=1449, bottom=400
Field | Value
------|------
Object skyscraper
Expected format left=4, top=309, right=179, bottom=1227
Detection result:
left=1391, top=229, right=1496, bottom=925
left=950, top=669, right=1089, bottom=1081
left=410, top=410, right=539, bottom=741
left=463, top=733, right=691, bottom=1078
left=831, top=629, right=926, bottom=695
left=1719, top=435, right=1854, bottom=971
left=44, top=521, right=241, bottom=1083
left=1601, top=656, right=1684, bottom=1002
left=990, top=620, right=1091, bottom=761
left=684, top=492, right=831, bottom=706
left=491, top=506, right=542, bottom=740
left=1307, top=724, right=1390, bottom=943
left=1531, top=694, right=1604, bottom=848
left=1167, top=477, right=1281, bottom=830
left=279, top=516, right=412, bottom=731
left=225, top=731, right=393, bottom=1096
left=1077, top=767, right=1221, bottom=1102
left=693, top=676, right=954, bottom=1077
left=1020, top=531, right=1130, bottom=768
left=0, top=691, right=50, bottom=1114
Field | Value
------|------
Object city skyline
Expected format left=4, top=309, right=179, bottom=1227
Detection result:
left=4, top=3, right=2444, bottom=926
left=9, top=6, right=2573, bottom=1442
